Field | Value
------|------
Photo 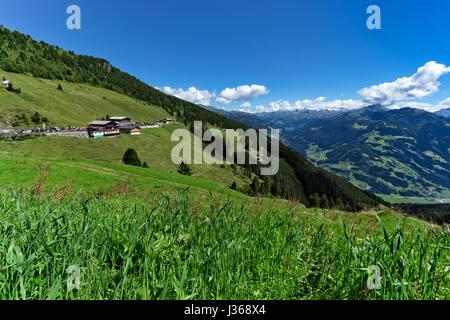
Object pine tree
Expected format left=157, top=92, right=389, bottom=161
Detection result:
left=31, top=112, right=41, bottom=124
left=251, top=177, right=260, bottom=195
left=271, top=182, right=280, bottom=196
left=336, top=198, right=345, bottom=211
left=178, top=162, right=192, bottom=176
left=313, top=193, right=320, bottom=208
left=57, top=84, right=63, bottom=91
left=122, top=148, right=141, bottom=167
left=261, top=179, right=270, bottom=196
left=345, top=202, right=352, bottom=212
left=320, top=194, right=329, bottom=209
left=230, top=182, right=237, bottom=190
left=142, top=161, right=150, bottom=169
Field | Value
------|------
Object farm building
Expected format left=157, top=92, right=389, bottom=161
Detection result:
left=88, top=120, right=118, bottom=138
left=2, top=80, right=11, bottom=88
left=110, top=117, right=132, bottom=127
left=162, top=118, right=174, bottom=124
left=119, top=125, right=141, bottom=135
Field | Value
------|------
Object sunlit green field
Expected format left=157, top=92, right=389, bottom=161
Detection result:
left=0, top=184, right=448, bottom=300
left=0, top=69, right=169, bottom=128
left=0, top=150, right=448, bottom=300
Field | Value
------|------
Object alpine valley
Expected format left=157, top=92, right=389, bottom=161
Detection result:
left=207, top=104, right=450, bottom=204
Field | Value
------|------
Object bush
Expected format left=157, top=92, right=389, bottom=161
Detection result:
left=6, top=82, right=20, bottom=94
left=178, top=162, right=192, bottom=176
left=57, top=84, right=63, bottom=91
left=31, top=112, right=42, bottom=124
left=122, top=148, right=141, bottom=167
left=142, top=161, right=150, bottom=169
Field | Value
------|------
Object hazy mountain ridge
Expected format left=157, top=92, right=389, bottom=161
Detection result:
left=211, top=105, right=450, bottom=202
left=436, top=108, right=450, bottom=119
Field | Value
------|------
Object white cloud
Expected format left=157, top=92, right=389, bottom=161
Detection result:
left=255, top=98, right=365, bottom=112
left=216, top=85, right=269, bottom=104
left=390, top=98, right=450, bottom=113
left=159, top=62, right=450, bottom=114
left=255, top=62, right=450, bottom=113
left=240, top=102, right=251, bottom=109
left=358, top=61, right=450, bottom=105
left=438, top=97, right=450, bottom=107
left=159, top=86, right=215, bottom=105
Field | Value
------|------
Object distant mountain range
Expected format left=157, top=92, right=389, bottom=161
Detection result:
left=205, top=104, right=450, bottom=203
left=436, top=108, right=450, bottom=119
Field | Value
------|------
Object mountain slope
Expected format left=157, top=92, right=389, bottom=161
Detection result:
left=0, top=25, right=382, bottom=210
left=436, top=108, right=450, bottom=119
left=277, top=106, right=450, bottom=202
left=200, top=105, right=272, bottom=130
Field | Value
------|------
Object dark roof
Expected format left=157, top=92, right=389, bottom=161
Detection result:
left=119, top=125, right=140, bottom=130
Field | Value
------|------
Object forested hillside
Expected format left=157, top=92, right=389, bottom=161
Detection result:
left=0, top=25, right=382, bottom=210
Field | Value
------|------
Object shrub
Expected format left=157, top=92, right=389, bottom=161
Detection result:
left=31, top=112, right=42, bottom=124
left=122, top=148, right=141, bottom=167
left=178, top=162, right=192, bottom=176
left=6, top=82, right=20, bottom=94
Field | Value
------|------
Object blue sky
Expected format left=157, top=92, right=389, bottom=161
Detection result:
left=1, top=0, right=450, bottom=112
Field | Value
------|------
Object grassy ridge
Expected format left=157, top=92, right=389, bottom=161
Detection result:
left=0, top=69, right=169, bottom=128
left=0, top=150, right=247, bottom=198
left=0, top=186, right=447, bottom=300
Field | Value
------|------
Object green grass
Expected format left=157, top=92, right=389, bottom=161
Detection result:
left=0, top=150, right=248, bottom=199
left=0, top=145, right=448, bottom=300
left=0, top=185, right=447, bottom=300
left=0, top=69, right=170, bottom=128
left=0, top=125, right=252, bottom=190
left=377, top=194, right=441, bottom=205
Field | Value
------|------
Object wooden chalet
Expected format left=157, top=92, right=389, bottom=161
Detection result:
left=88, top=120, right=119, bottom=138
left=119, top=125, right=141, bottom=135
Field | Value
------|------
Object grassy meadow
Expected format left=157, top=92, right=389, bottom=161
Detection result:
left=0, top=69, right=170, bottom=128
left=0, top=149, right=448, bottom=300
left=0, top=183, right=448, bottom=300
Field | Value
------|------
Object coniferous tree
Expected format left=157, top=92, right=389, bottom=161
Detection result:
left=313, top=193, right=320, bottom=208
left=122, top=148, right=141, bottom=167
left=320, top=194, right=329, bottom=209
left=178, top=162, right=192, bottom=176
left=336, top=198, right=345, bottom=211
left=271, top=182, right=280, bottom=197
left=31, top=112, right=41, bottom=124
left=251, top=177, right=260, bottom=195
